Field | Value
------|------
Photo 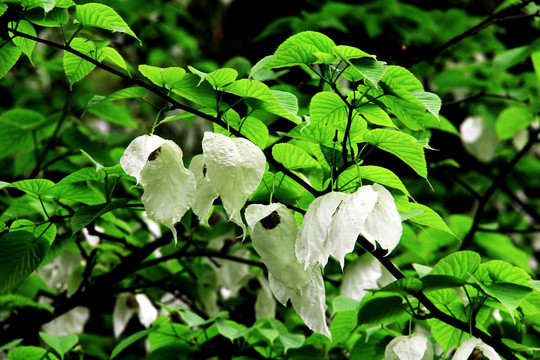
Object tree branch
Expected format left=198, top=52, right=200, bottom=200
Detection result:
left=460, top=128, right=540, bottom=250
left=6, top=28, right=321, bottom=199
left=407, top=5, right=539, bottom=66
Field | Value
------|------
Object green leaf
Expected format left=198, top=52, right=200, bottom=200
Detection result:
left=376, top=277, right=422, bottom=295
left=102, top=47, right=130, bottom=74
left=475, top=260, right=532, bottom=288
left=0, top=339, right=23, bottom=353
left=349, top=330, right=387, bottom=360
left=407, top=203, right=454, bottom=234
left=338, top=165, right=411, bottom=197
left=87, top=101, right=139, bottom=129
left=0, top=42, right=21, bottom=79
left=9, top=20, right=36, bottom=64
left=138, top=65, right=186, bottom=89
left=342, top=59, right=388, bottom=88
left=188, top=66, right=238, bottom=89
left=25, top=8, right=69, bottom=27
left=216, top=318, right=244, bottom=341
left=0, top=294, right=54, bottom=313
left=471, top=278, right=533, bottom=322
left=421, top=275, right=467, bottom=291
left=266, top=31, right=336, bottom=69
left=224, top=79, right=300, bottom=123
left=310, top=91, right=348, bottom=127
left=475, top=232, right=532, bottom=273
left=8, top=346, right=58, bottom=360
left=9, top=179, right=56, bottom=197
left=532, top=51, right=540, bottom=82
left=71, top=3, right=140, bottom=43
left=496, top=106, right=534, bottom=140
left=333, top=45, right=375, bottom=61
left=330, top=310, right=358, bottom=344
left=170, top=73, right=219, bottom=108
left=110, top=329, right=153, bottom=359
left=71, top=199, right=129, bottom=234
left=430, top=251, right=480, bottom=280
left=357, top=295, right=407, bottom=326
left=0, top=224, right=56, bottom=292
left=39, top=333, right=78, bottom=360
left=272, top=143, right=320, bottom=170
left=279, top=334, right=305, bottom=354
left=411, top=91, right=441, bottom=120
left=332, top=296, right=361, bottom=313
left=86, top=87, right=147, bottom=109
left=0, top=3, right=8, bottom=16
left=356, top=104, right=396, bottom=128
left=363, top=129, right=427, bottom=178
left=63, top=38, right=106, bottom=88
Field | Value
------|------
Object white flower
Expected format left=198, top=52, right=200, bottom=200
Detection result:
left=452, top=338, right=501, bottom=360
left=296, top=184, right=402, bottom=269
left=385, top=333, right=434, bottom=360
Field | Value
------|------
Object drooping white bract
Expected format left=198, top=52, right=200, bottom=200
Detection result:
left=296, top=192, right=348, bottom=269
left=121, top=135, right=196, bottom=244
left=340, top=253, right=382, bottom=302
left=452, top=338, right=501, bottom=360
left=362, top=183, right=403, bottom=254
left=188, top=154, right=219, bottom=223
left=245, top=203, right=331, bottom=338
left=384, top=333, right=434, bottom=360
left=202, top=132, right=266, bottom=237
left=327, top=186, right=378, bottom=269
left=120, top=134, right=166, bottom=184
left=297, top=184, right=402, bottom=270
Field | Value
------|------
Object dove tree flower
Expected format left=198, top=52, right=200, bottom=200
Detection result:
left=245, top=203, right=331, bottom=338
left=452, top=338, right=501, bottom=360
left=121, top=134, right=196, bottom=243
left=296, top=183, right=402, bottom=269
left=384, top=333, right=434, bottom=360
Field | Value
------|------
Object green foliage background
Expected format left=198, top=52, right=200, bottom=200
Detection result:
left=0, top=0, right=539, bottom=359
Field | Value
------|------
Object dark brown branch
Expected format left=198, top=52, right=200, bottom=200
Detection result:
left=7, top=28, right=321, bottom=199
left=408, top=7, right=539, bottom=66
left=460, top=128, right=540, bottom=250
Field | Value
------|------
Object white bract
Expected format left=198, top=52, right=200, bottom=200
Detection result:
left=246, top=203, right=331, bottom=338
left=384, top=333, right=434, bottom=360
left=452, top=338, right=501, bottom=360
left=297, top=183, right=402, bottom=269
left=188, top=154, right=219, bottom=223
left=202, top=132, right=266, bottom=237
left=113, top=293, right=158, bottom=338
left=121, top=135, right=196, bottom=243
left=340, top=253, right=382, bottom=301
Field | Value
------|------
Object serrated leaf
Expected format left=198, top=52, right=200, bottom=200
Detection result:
left=421, top=275, right=466, bottom=291
left=9, top=179, right=55, bottom=197
left=63, top=38, right=106, bottom=88
left=9, top=20, right=36, bottom=65
left=102, top=47, right=129, bottom=74
left=363, top=129, right=427, bottom=179
left=411, top=91, right=441, bottom=120
left=272, top=143, right=320, bottom=171
left=25, top=8, right=69, bottom=27
left=471, top=278, right=532, bottom=322
left=333, top=45, right=375, bottom=61
left=86, top=86, right=147, bottom=109
left=0, top=42, right=21, bottom=79
left=224, top=79, right=300, bottom=123
left=431, top=251, right=480, bottom=280
left=342, top=59, right=388, bottom=89
left=188, top=66, right=238, bottom=89
left=170, top=73, right=217, bottom=108
left=87, top=101, right=138, bottom=129
left=330, top=310, right=358, bottom=344
left=39, top=333, right=78, bottom=360
left=279, top=334, right=305, bottom=354
left=377, top=278, right=422, bottom=295
left=338, top=165, right=411, bottom=197
left=71, top=3, right=140, bottom=43
left=216, top=318, right=244, bottom=341
left=496, top=106, right=534, bottom=140
left=8, top=346, right=56, bottom=360
left=266, top=31, right=336, bottom=69
left=310, top=91, right=348, bottom=127
left=70, top=199, right=129, bottom=234
left=0, top=224, right=56, bottom=292
left=407, top=203, right=454, bottom=234
left=357, top=295, right=407, bottom=326
left=356, top=104, right=396, bottom=128
left=110, top=329, right=153, bottom=359
left=138, top=65, right=186, bottom=89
